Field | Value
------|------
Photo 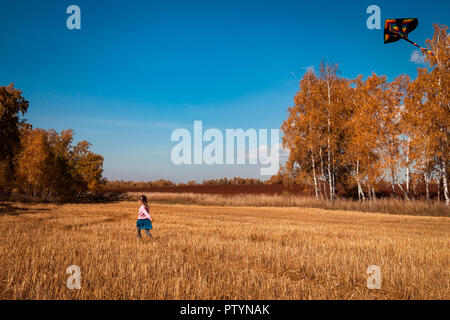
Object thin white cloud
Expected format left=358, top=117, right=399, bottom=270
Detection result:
left=76, top=118, right=182, bottom=129
left=304, top=65, right=315, bottom=73
left=410, top=50, right=426, bottom=64
left=34, top=116, right=185, bottom=130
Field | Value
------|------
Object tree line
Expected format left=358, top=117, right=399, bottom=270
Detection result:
left=105, top=177, right=271, bottom=190
left=0, top=84, right=104, bottom=201
left=281, top=24, right=449, bottom=204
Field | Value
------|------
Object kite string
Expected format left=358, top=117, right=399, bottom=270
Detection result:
left=403, top=37, right=435, bottom=56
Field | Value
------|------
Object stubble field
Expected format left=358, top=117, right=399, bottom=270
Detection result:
left=0, top=201, right=448, bottom=299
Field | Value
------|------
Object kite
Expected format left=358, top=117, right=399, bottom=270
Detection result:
left=384, top=18, right=435, bottom=56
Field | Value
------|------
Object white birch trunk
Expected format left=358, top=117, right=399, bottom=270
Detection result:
left=326, top=80, right=334, bottom=202
left=356, top=160, right=365, bottom=201
left=437, top=176, right=440, bottom=203
left=442, top=160, right=449, bottom=205
left=424, top=172, right=430, bottom=201
left=319, top=148, right=328, bottom=200
left=311, top=150, right=319, bottom=199
left=309, top=123, right=319, bottom=199
left=405, top=136, right=410, bottom=198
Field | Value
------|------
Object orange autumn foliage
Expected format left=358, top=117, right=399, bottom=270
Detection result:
left=282, top=25, right=449, bottom=204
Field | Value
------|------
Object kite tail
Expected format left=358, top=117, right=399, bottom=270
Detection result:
left=403, top=37, right=435, bottom=56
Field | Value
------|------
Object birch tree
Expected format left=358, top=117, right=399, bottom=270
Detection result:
left=405, top=24, right=449, bottom=204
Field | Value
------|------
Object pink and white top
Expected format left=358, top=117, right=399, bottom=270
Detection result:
left=138, top=205, right=152, bottom=220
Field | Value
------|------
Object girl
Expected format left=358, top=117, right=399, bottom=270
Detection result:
left=136, top=195, right=153, bottom=238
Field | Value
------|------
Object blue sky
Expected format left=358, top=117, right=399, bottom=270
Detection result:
left=1, top=0, right=449, bottom=182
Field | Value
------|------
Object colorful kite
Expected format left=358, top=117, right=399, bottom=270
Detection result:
left=384, top=18, right=435, bottom=56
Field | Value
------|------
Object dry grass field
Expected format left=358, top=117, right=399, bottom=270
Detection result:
left=0, top=200, right=449, bottom=299
left=137, top=192, right=450, bottom=217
